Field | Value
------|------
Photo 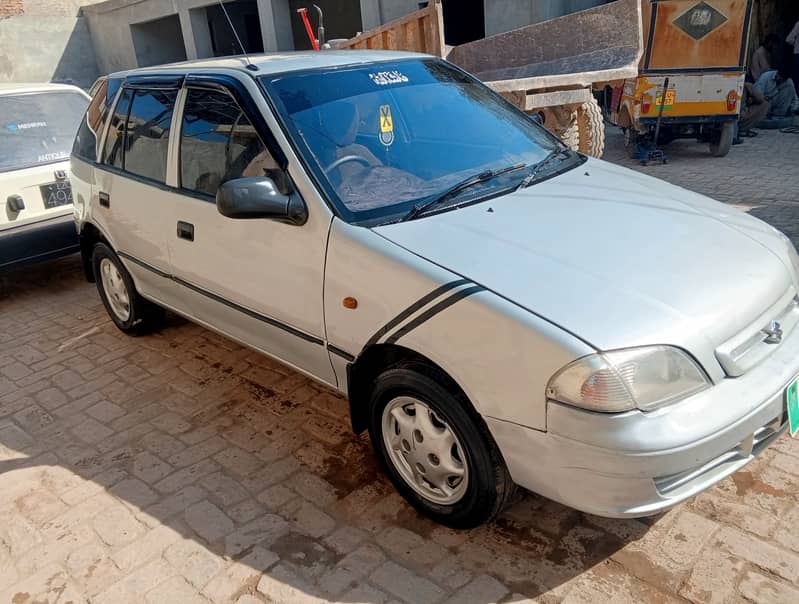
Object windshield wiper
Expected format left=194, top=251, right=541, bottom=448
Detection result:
left=400, top=163, right=528, bottom=222
left=516, top=148, right=572, bottom=191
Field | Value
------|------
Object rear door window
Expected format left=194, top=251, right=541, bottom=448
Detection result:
left=179, top=87, right=275, bottom=197
left=123, top=89, right=177, bottom=184
left=0, top=90, right=88, bottom=172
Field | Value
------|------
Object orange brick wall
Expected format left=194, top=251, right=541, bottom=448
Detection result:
left=0, top=1, right=108, bottom=18
left=0, top=0, right=25, bottom=17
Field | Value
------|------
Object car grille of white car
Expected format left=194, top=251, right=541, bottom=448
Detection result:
left=715, top=290, right=799, bottom=377
left=654, top=411, right=787, bottom=497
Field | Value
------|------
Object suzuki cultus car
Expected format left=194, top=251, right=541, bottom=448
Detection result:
left=71, top=52, right=799, bottom=528
left=1, top=83, right=89, bottom=270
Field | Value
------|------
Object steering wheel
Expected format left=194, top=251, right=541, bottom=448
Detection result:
left=325, top=155, right=372, bottom=174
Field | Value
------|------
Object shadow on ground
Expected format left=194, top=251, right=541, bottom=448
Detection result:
left=0, top=256, right=661, bottom=603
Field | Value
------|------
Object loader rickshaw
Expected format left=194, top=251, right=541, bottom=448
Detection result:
left=605, top=0, right=753, bottom=159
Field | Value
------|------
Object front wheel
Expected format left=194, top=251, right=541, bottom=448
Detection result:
left=368, top=365, right=515, bottom=528
left=92, top=243, right=164, bottom=334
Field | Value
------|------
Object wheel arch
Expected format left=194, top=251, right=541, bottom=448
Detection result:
left=347, top=343, right=474, bottom=434
left=78, top=222, right=108, bottom=283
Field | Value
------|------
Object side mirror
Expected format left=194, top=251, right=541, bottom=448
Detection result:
left=216, top=177, right=308, bottom=225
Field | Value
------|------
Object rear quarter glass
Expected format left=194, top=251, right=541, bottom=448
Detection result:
left=73, top=77, right=123, bottom=163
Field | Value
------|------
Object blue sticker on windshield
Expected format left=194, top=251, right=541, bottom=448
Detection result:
left=6, top=121, right=46, bottom=132
left=368, top=71, right=409, bottom=86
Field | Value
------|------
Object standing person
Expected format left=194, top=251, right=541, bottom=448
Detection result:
left=788, top=18, right=799, bottom=95
left=751, top=34, right=780, bottom=81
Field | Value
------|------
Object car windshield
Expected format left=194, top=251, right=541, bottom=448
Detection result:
left=0, top=90, right=88, bottom=173
left=262, top=59, right=573, bottom=224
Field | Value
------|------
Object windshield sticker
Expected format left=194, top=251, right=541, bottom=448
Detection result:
left=368, top=71, right=409, bottom=86
left=379, top=104, right=395, bottom=146
left=37, top=151, right=69, bottom=162
left=6, top=121, right=47, bottom=131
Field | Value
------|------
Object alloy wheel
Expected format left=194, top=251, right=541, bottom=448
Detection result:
left=99, top=258, right=131, bottom=322
left=381, top=396, right=469, bottom=505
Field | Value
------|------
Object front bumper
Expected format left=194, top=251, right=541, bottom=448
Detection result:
left=487, top=324, right=799, bottom=518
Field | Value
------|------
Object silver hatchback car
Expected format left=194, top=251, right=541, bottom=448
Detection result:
left=72, top=52, right=799, bottom=528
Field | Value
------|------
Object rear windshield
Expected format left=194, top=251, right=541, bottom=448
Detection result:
left=0, top=91, right=88, bottom=173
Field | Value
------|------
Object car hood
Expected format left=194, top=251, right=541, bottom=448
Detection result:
left=374, top=158, right=793, bottom=358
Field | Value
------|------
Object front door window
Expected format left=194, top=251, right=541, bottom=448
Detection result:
left=179, top=88, right=277, bottom=197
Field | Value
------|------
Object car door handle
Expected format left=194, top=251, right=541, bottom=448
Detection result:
left=99, top=191, right=110, bottom=208
left=177, top=221, right=194, bottom=242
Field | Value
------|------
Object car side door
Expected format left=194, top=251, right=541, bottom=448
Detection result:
left=167, top=77, right=336, bottom=385
left=91, top=79, right=182, bottom=309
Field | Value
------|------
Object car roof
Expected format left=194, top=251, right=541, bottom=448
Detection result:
left=0, top=83, right=89, bottom=96
left=109, top=50, right=430, bottom=80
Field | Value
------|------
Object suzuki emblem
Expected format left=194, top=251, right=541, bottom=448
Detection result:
left=763, top=321, right=783, bottom=344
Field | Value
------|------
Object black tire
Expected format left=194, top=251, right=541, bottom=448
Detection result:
left=367, top=364, right=515, bottom=528
left=576, top=97, right=606, bottom=158
left=560, top=115, right=580, bottom=151
left=92, top=243, right=164, bottom=334
left=709, top=122, right=734, bottom=157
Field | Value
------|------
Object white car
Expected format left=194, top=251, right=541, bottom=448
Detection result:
left=72, top=52, right=799, bottom=528
left=1, top=83, right=89, bottom=271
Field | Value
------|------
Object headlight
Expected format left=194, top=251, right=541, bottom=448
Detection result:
left=546, top=346, right=710, bottom=413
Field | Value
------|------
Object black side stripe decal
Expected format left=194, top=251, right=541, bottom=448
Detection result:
left=119, top=252, right=170, bottom=279
left=327, top=345, right=355, bottom=362
left=385, top=285, right=486, bottom=345
left=173, top=276, right=324, bottom=345
left=117, top=251, right=324, bottom=346
left=364, top=278, right=471, bottom=348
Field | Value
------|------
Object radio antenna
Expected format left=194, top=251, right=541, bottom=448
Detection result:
left=217, top=0, right=259, bottom=71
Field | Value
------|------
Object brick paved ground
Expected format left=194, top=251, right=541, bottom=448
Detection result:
left=604, top=126, right=799, bottom=242
left=1, top=128, right=799, bottom=604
